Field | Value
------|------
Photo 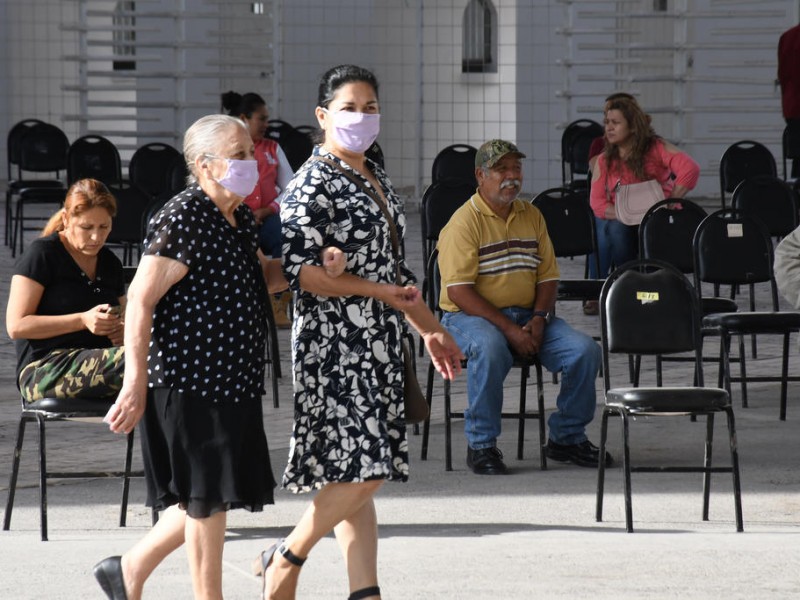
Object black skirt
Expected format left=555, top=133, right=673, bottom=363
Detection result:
left=140, top=387, right=276, bottom=518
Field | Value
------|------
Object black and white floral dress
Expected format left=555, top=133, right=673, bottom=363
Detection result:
left=280, top=147, right=415, bottom=493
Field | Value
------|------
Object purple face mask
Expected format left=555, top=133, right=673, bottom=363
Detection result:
left=325, top=110, right=381, bottom=154
left=209, top=156, right=259, bottom=198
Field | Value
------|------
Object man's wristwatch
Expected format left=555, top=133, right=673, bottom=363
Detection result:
left=532, top=310, right=553, bottom=325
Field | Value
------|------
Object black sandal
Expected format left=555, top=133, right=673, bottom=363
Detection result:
left=253, top=539, right=306, bottom=599
left=348, top=586, right=381, bottom=600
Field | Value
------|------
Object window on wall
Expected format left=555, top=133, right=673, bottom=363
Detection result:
left=113, top=1, right=136, bottom=71
left=462, top=0, right=497, bottom=74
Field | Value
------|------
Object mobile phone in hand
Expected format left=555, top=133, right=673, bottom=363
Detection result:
left=105, top=305, right=122, bottom=316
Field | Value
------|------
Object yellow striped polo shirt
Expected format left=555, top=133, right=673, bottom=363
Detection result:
left=437, top=191, right=560, bottom=313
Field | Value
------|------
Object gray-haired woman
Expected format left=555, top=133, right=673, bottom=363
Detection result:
left=92, top=114, right=288, bottom=600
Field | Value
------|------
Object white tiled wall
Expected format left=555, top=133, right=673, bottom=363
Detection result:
left=2, top=0, right=798, bottom=198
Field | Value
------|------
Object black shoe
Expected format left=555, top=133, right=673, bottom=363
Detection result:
left=467, top=446, right=508, bottom=475
left=545, top=439, right=613, bottom=468
left=93, top=556, right=128, bottom=600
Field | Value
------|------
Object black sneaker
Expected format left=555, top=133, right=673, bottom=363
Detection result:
left=545, top=439, right=613, bottom=468
left=466, top=446, right=508, bottom=475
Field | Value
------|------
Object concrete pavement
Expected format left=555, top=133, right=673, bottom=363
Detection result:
left=0, top=197, right=799, bottom=599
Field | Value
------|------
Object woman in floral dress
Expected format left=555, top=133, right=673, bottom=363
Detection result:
left=257, top=65, right=463, bottom=600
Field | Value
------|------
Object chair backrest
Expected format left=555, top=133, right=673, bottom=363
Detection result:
left=692, top=209, right=780, bottom=309
left=266, top=120, right=313, bottom=172
left=782, top=123, right=800, bottom=180
left=106, top=181, right=152, bottom=245
left=67, top=135, right=123, bottom=186
left=365, top=141, right=385, bottom=169
left=128, top=142, right=181, bottom=198
left=422, top=180, right=474, bottom=245
left=719, top=140, right=777, bottom=206
left=561, top=119, right=603, bottom=186
left=531, top=187, right=599, bottom=267
left=731, top=174, right=798, bottom=237
left=7, top=118, right=47, bottom=179
left=425, top=248, right=444, bottom=315
left=431, top=144, right=478, bottom=187
left=600, top=259, right=703, bottom=389
left=16, top=122, right=70, bottom=175
left=639, top=198, right=707, bottom=273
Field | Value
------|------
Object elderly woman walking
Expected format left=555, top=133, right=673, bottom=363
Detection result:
left=93, top=114, right=288, bottom=600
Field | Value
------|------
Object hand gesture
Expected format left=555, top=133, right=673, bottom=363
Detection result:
left=104, top=382, right=146, bottom=435
left=423, top=330, right=464, bottom=380
left=82, top=304, right=123, bottom=338
left=321, top=246, right=346, bottom=278
left=378, top=284, right=422, bottom=312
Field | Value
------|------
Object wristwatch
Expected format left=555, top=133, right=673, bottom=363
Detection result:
left=532, top=310, right=553, bottom=325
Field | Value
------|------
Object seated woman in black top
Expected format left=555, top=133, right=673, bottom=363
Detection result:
left=6, top=178, right=125, bottom=403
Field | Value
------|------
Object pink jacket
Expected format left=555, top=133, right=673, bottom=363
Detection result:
left=590, top=139, right=700, bottom=219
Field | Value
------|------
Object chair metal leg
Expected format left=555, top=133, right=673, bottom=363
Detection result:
left=420, top=361, right=435, bottom=461
left=737, top=334, right=748, bottom=408
left=3, top=416, right=27, bottom=532
left=444, top=379, right=453, bottom=472
left=702, top=414, right=715, bottom=522
left=36, top=415, right=48, bottom=542
left=780, top=332, right=790, bottom=421
left=534, top=361, right=547, bottom=470
left=725, top=407, right=744, bottom=532
left=119, top=429, right=135, bottom=528
left=595, top=408, right=610, bottom=523
left=620, top=412, right=634, bottom=533
left=516, top=366, right=528, bottom=461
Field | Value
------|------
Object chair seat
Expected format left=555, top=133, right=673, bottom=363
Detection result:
left=606, top=386, right=730, bottom=413
left=701, top=297, right=738, bottom=315
left=703, top=311, right=800, bottom=333
left=557, top=278, right=605, bottom=301
left=25, top=396, right=115, bottom=417
left=8, top=180, right=64, bottom=193
left=17, top=187, right=67, bottom=202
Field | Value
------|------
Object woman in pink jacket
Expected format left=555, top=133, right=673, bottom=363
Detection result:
left=585, top=96, right=700, bottom=313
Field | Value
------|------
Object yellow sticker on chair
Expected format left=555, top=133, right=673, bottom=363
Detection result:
left=636, top=291, right=659, bottom=304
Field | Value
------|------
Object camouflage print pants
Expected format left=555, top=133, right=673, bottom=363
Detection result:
left=19, top=346, right=124, bottom=403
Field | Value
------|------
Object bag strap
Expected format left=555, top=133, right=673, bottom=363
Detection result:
left=315, top=156, right=403, bottom=285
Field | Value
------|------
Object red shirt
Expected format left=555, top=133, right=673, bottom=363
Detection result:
left=244, top=138, right=280, bottom=212
left=779, top=24, right=800, bottom=120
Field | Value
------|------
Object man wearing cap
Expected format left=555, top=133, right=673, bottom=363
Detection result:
left=437, top=139, right=609, bottom=475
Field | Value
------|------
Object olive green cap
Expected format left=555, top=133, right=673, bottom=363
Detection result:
left=475, top=139, right=526, bottom=169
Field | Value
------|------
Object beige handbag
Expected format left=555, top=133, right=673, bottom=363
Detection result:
left=614, top=179, right=665, bottom=226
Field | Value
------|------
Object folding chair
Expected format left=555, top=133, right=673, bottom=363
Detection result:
left=596, top=259, right=744, bottom=533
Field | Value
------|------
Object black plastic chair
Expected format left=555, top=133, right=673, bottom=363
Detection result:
left=596, top=259, right=744, bottom=533
left=531, top=187, right=603, bottom=302
left=431, top=144, right=478, bottom=187
left=5, top=119, right=65, bottom=246
left=67, top=134, right=123, bottom=186
left=365, top=141, right=385, bottom=170
left=731, top=175, right=798, bottom=239
left=782, top=123, right=800, bottom=181
left=128, top=142, right=181, bottom=199
left=10, top=123, right=70, bottom=257
left=266, top=119, right=313, bottom=172
left=637, top=199, right=738, bottom=385
left=561, top=119, right=603, bottom=189
left=693, top=210, right=800, bottom=419
left=419, top=249, right=547, bottom=471
left=420, top=180, right=474, bottom=269
left=3, top=394, right=142, bottom=541
left=106, top=181, right=152, bottom=266
left=718, top=140, right=777, bottom=210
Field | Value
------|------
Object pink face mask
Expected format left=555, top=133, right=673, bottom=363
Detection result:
left=324, top=109, right=381, bottom=153
left=209, top=156, right=259, bottom=198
